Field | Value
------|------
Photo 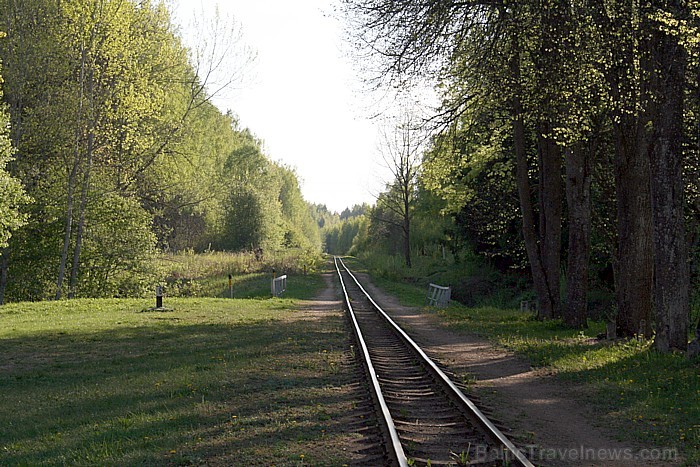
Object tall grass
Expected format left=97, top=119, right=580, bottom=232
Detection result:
left=157, top=249, right=324, bottom=298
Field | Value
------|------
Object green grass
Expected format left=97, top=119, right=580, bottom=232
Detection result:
left=349, top=252, right=530, bottom=309
left=438, top=307, right=700, bottom=465
left=158, top=249, right=324, bottom=299
left=193, top=271, right=325, bottom=300
left=347, top=254, right=699, bottom=465
left=0, top=292, right=358, bottom=465
left=341, top=256, right=427, bottom=306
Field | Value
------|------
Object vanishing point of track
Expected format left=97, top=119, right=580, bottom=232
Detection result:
left=334, top=257, right=534, bottom=467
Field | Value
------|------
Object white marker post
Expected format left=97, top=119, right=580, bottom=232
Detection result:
left=156, top=285, right=163, bottom=309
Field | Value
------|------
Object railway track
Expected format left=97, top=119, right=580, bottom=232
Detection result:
left=334, top=257, right=534, bottom=467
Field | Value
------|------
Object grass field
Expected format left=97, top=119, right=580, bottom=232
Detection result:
left=345, top=256, right=700, bottom=465
left=0, top=272, right=363, bottom=465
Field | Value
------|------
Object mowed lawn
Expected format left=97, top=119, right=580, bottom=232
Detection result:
left=0, top=295, right=359, bottom=465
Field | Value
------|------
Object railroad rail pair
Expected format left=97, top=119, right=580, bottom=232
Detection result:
left=333, top=257, right=533, bottom=466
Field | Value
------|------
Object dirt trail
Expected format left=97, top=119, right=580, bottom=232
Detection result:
left=347, top=272, right=681, bottom=467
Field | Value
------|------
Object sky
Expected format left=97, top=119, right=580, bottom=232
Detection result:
left=170, top=0, right=394, bottom=213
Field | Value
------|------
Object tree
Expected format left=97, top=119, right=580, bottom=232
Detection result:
left=0, top=0, right=260, bottom=301
left=587, top=0, right=694, bottom=341
left=374, top=114, right=423, bottom=268
left=0, top=39, right=29, bottom=253
left=648, top=0, right=691, bottom=351
left=0, top=32, right=30, bottom=305
left=344, top=0, right=696, bottom=347
left=342, top=1, right=568, bottom=317
left=0, top=1, right=211, bottom=299
left=421, top=109, right=524, bottom=269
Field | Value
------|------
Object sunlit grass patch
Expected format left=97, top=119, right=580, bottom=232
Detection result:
left=0, top=296, right=356, bottom=465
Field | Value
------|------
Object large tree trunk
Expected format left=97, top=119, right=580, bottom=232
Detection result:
left=511, top=50, right=555, bottom=319
left=650, top=0, right=689, bottom=352
left=564, top=142, right=593, bottom=328
left=536, top=126, right=563, bottom=319
left=587, top=0, right=654, bottom=338
left=508, top=8, right=564, bottom=320
left=613, top=121, right=653, bottom=337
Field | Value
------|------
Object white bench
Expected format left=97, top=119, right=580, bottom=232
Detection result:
left=271, top=274, right=287, bottom=297
left=520, top=300, right=537, bottom=313
left=426, top=283, right=451, bottom=307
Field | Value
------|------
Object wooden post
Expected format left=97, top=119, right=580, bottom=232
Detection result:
left=228, top=274, right=233, bottom=299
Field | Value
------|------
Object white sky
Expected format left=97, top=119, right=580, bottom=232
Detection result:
left=170, top=0, right=394, bottom=213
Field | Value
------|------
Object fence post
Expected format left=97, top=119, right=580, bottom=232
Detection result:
left=156, top=285, right=163, bottom=309
left=271, top=269, right=276, bottom=296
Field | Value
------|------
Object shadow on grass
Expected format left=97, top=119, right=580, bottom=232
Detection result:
left=447, top=309, right=698, bottom=462
left=0, top=312, right=352, bottom=465
left=558, top=345, right=699, bottom=455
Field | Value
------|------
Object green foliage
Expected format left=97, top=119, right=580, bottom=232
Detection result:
left=320, top=204, right=368, bottom=254
left=325, top=217, right=363, bottom=254
left=421, top=111, right=525, bottom=269
left=216, top=136, right=321, bottom=253
left=0, top=1, right=322, bottom=302
left=0, top=56, right=29, bottom=251
left=0, top=122, right=28, bottom=251
left=278, top=166, right=321, bottom=250
left=75, top=193, right=158, bottom=298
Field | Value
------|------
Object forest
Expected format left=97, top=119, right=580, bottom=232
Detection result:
left=0, top=0, right=322, bottom=303
left=328, top=0, right=700, bottom=353
left=1, top=0, right=699, bottom=355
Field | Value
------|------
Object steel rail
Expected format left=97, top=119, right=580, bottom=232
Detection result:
left=336, top=257, right=534, bottom=467
left=333, top=257, right=409, bottom=467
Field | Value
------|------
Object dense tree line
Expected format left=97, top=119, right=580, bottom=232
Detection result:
left=0, top=36, right=29, bottom=254
left=342, top=0, right=700, bottom=352
left=316, top=203, right=369, bottom=254
left=0, top=0, right=320, bottom=303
